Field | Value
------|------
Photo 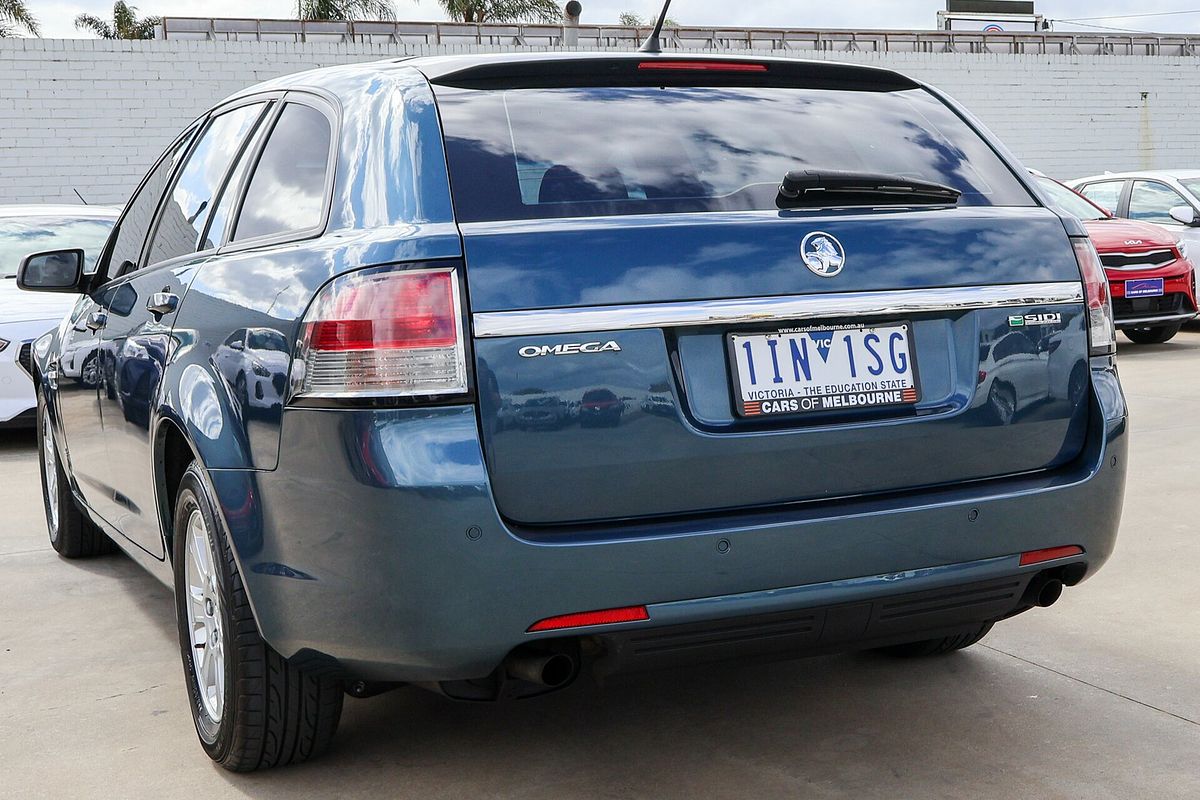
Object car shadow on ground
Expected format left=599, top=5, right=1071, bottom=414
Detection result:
left=1117, top=328, right=1200, bottom=356
left=217, top=652, right=1011, bottom=796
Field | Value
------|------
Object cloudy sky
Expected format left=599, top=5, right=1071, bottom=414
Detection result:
left=28, top=1, right=1200, bottom=38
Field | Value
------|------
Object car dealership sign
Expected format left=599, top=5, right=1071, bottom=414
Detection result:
left=938, top=0, right=1047, bottom=31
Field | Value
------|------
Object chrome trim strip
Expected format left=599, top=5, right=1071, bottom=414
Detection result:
left=1116, top=312, right=1198, bottom=327
left=472, top=282, right=1084, bottom=338
left=1102, top=249, right=1174, bottom=258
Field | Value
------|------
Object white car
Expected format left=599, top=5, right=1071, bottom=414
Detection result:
left=213, top=327, right=291, bottom=411
left=0, top=205, right=119, bottom=426
left=1068, top=170, right=1200, bottom=247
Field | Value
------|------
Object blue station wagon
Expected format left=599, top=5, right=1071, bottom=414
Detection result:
left=19, top=53, right=1127, bottom=770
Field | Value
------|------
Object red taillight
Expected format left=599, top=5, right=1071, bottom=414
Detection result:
left=638, top=61, right=768, bottom=73
left=308, top=272, right=456, bottom=351
left=295, top=267, right=467, bottom=398
left=1019, top=545, right=1085, bottom=567
left=1073, top=238, right=1116, bottom=356
left=527, top=606, right=649, bottom=633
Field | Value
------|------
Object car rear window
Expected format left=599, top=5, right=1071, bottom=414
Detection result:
left=435, top=85, right=1034, bottom=223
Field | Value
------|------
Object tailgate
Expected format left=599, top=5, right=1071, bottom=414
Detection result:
left=469, top=209, right=1090, bottom=526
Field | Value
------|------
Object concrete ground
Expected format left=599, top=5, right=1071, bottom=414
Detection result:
left=2, top=334, right=1199, bottom=800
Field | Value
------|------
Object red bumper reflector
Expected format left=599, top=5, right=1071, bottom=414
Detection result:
left=638, top=61, right=768, bottom=73
left=1020, top=545, right=1085, bottom=567
left=528, top=606, right=649, bottom=633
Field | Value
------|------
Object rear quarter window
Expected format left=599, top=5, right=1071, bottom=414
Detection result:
left=233, top=103, right=333, bottom=242
left=435, top=84, right=1034, bottom=223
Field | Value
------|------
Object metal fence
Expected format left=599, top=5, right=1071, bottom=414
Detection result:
left=157, top=17, right=1200, bottom=57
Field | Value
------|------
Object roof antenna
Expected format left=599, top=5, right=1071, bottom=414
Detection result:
left=638, top=0, right=673, bottom=54
left=72, top=188, right=88, bottom=205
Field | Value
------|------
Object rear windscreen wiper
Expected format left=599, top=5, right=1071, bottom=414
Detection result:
left=777, top=169, right=961, bottom=209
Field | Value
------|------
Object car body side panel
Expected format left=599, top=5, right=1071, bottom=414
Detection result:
left=171, top=227, right=462, bottom=473
left=325, top=66, right=456, bottom=232
left=162, top=63, right=460, bottom=474
left=94, top=261, right=208, bottom=557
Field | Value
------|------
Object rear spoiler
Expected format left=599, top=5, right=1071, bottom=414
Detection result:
left=415, top=54, right=921, bottom=92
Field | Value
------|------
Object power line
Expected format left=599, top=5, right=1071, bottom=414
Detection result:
left=1056, top=9, right=1200, bottom=23
left=1059, top=21, right=1153, bottom=33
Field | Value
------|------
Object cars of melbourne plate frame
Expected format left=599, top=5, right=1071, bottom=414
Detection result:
left=729, top=322, right=920, bottom=418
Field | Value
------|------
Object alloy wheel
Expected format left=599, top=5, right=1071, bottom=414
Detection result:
left=80, top=355, right=100, bottom=387
left=185, top=509, right=226, bottom=724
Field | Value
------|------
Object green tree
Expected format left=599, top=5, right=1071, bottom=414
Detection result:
left=0, top=0, right=39, bottom=37
left=435, top=1, right=563, bottom=24
left=297, top=0, right=397, bottom=20
left=74, top=2, right=159, bottom=39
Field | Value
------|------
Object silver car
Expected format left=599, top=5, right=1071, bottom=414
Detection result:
left=1068, top=170, right=1200, bottom=248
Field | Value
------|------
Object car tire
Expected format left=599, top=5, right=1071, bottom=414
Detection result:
left=37, top=398, right=113, bottom=558
left=78, top=353, right=100, bottom=388
left=1124, top=324, right=1181, bottom=345
left=987, top=383, right=1016, bottom=425
left=234, top=373, right=249, bottom=410
left=874, top=622, right=994, bottom=658
left=173, top=463, right=343, bottom=772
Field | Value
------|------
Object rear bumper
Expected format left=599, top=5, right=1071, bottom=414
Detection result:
left=596, top=567, right=1049, bottom=675
left=1114, top=310, right=1197, bottom=329
left=208, top=362, right=1127, bottom=682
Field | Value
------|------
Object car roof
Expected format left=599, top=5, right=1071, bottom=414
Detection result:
left=0, top=204, right=121, bottom=220
left=1072, top=170, right=1200, bottom=183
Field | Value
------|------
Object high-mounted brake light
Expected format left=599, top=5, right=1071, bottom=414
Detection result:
left=1020, top=545, right=1085, bottom=567
left=295, top=267, right=467, bottom=399
left=528, top=606, right=650, bottom=633
left=637, top=61, right=768, bottom=73
left=1073, top=238, right=1116, bottom=356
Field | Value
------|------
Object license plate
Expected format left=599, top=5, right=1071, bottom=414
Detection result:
left=729, top=323, right=920, bottom=418
left=1125, top=278, right=1164, bottom=298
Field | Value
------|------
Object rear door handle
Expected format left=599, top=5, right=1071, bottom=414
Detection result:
left=85, top=310, right=108, bottom=331
left=146, top=292, right=179, bottom=316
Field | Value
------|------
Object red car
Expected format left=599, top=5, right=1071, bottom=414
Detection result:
left=1035, top=174, right=1198, bottom=344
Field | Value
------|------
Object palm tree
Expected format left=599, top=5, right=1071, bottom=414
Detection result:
left=298, top=0, right=398, bottom=20
left=75, top=2, right=160, bottom=39
left=0, top=0, right=39, bottom=37
left=436, top=1, right=563, bottom=24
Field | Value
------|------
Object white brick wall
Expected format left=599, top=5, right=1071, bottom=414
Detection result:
left=3, top=38, right=1199, bottom=206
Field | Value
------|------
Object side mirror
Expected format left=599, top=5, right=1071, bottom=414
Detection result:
left=17, top=249, right=85, bottom=293
left=1169, top=205, right=1198, bottom=226
left=229, top=340, right=245, bottom=351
